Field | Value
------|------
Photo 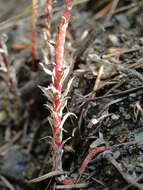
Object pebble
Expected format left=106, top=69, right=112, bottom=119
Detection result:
left=111, top=114, right=120, bottom=120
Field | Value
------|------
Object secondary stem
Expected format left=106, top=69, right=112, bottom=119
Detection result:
left=53, top=0, right=74, bottom=171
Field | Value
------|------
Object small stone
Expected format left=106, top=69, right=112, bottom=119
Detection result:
left=128, top=164, right=135, bottom=174
left=124, top=114, right=131, bottom=120
left=129, top=93, right=136, bottom=97
left=90, top=138, right=105, bottom=149
left=113, top=151, right=120, bottom=159
left=91, top=118, right=98, bottom=125
left=115, top=14, right=131, bottom=28
left=139, top=38, right=143, bottom=45
left=135, top=131, right=143, bottom=142
left=137, top=144, right=143, bottom=151
left=0, top=146, right=38, bottom=182
left=111, top=114, right=120, bottom=120
left=0, top=110, right=7, bottom=122
left=126, top=84, right=131, bottom=89
left=108, top=34, right=119, bottom=46
left=119, top=107, right=124, bottom=113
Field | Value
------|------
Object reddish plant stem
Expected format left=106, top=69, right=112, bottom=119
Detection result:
left=60, top=177, right=77, bottom=185
left=60, top=146, right=106, bottom=185
left=79, top=146, right=106, bottom=174
left=45, top=0, right=53, bottom=41
left=44, top=0, right=53, bottom=64
left=0, top=41, right=15, bottom=94
left=53, top=0, right=74, bottom=171
left=31, top=0, right=38, bottom=69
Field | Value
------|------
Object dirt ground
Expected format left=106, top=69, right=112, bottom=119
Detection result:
left=0, top=0, right=143, bottom=189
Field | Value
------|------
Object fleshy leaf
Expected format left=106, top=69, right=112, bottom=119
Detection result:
left=60, top=112, right=76, bottom=129
left=63, top=77, right=74, bottom=97
left=40, top=62, right=53, bottom=76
